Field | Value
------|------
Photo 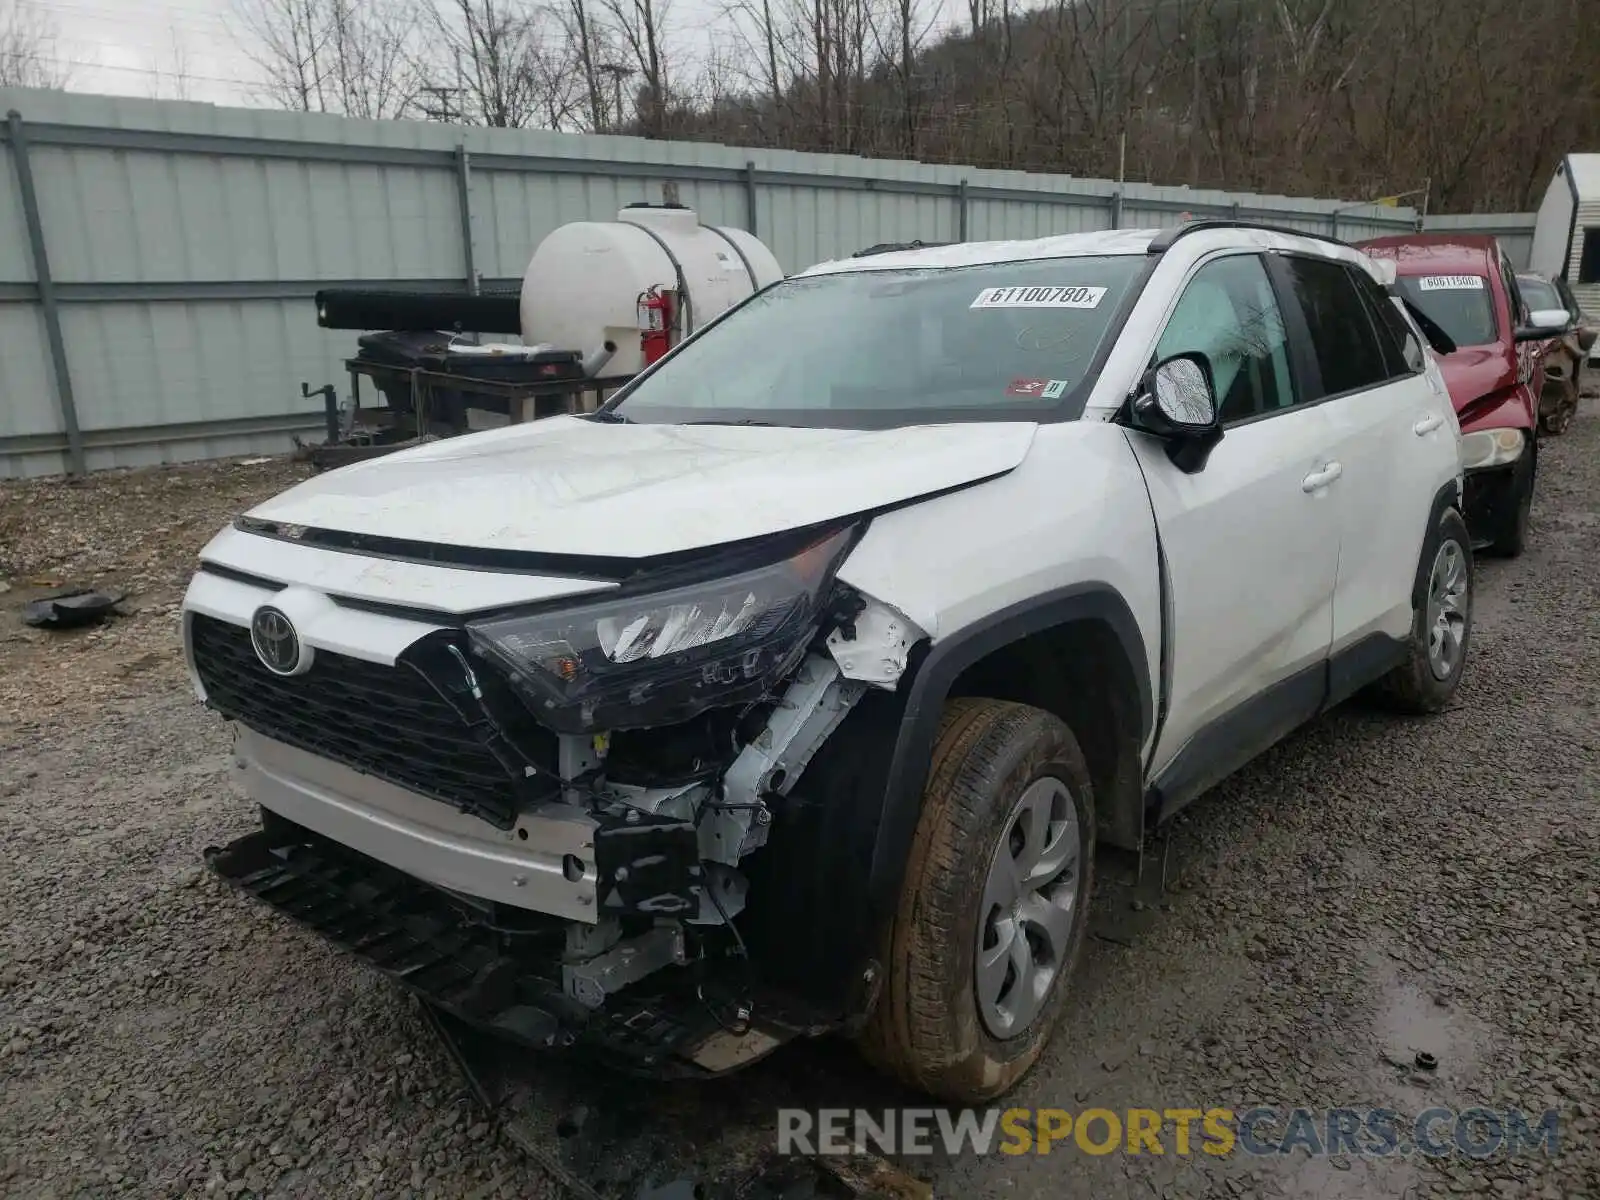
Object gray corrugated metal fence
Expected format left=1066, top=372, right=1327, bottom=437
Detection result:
left=1422, top=212, right=1538, bottom=269
left=1, top=87, right=1434, bottom=479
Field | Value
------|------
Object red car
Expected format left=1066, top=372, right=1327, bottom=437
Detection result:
left=1358, top=234, right=1545, bottom=556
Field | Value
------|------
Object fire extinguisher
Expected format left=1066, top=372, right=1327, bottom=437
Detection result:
left=637, top=287, right=676, bottom=367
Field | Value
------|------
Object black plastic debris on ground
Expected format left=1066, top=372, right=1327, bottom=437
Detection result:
left=22, top=589, right=124, bottom=630
left=420, top=1004, right=931, bottom=1200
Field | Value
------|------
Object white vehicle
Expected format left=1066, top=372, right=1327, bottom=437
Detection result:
left=188, top=222, right=1471, bottom=1103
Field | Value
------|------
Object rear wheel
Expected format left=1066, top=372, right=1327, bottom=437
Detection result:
left=858, top=698, right=1094, bottom=1103
left=1376, top=507, right=1473, bottom=714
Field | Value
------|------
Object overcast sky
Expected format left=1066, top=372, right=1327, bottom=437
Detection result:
left=46, top=0, right=262, bottom=106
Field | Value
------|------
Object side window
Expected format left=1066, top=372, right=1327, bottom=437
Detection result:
left=1279, top=256, right=1392, bottom=398
left=1349, top=266, right=1424, bottom=376
left=1153, top=255, right=1296, bottom=424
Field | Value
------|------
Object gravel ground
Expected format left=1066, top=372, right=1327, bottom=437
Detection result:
left=1, top=402, right=1597, bottom=1200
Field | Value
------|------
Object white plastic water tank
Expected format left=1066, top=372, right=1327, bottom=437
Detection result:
left=519, top=205, right=783, bottom=378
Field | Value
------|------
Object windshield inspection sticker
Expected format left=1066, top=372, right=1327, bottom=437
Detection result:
left=1417, top=275, right=1486, bottom=292
left=972, top=285, right=1108, bottom=310
left=1006, top=378, right=1071, bottom=398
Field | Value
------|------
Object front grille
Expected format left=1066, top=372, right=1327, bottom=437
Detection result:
left=190, top=614, right=521, bottom=824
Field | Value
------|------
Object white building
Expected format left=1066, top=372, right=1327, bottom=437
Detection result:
left=1529, top=153, right=1600, bottom=314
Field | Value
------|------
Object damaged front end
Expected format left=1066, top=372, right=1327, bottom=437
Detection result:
left=198, top=522, right=920, bottom=1077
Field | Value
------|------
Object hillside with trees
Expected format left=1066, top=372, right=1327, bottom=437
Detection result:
left=7, top=0, right=1596, bottom=211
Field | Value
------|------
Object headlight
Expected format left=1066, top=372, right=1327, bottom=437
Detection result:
left=467, top=527, right=854, bottom=733
left=1459, top=427, right=1525, bottom=471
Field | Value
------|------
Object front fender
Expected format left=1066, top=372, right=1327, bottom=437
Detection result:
left=866, top=582, right=1153, bottom=911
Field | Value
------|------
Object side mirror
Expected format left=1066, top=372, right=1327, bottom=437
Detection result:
left=1528, top=308, right=1571, bottom=333
left=1129, top=352, right=1223, bottom=473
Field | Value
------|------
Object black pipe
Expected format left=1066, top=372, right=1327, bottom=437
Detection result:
left=314, top=288, right=522, bottom=334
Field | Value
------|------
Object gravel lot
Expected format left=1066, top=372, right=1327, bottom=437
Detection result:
left=2, top=402, right=1597, bottom=1200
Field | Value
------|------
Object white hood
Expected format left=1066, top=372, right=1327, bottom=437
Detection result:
left=251, top=416, right=1037, bottom=558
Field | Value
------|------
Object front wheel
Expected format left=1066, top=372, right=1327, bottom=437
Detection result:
left=858, top=698, right=1094, bottom=1103
left=1375, top=507, right=1474, bottom=714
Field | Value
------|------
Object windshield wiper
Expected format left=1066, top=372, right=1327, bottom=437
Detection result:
left=585, top=409, right=633, bottom=424
left=679, top=418, right=782, bottom=427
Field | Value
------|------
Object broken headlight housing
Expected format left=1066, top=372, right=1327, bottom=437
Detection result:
left=467, top=528, right=855, bottom=733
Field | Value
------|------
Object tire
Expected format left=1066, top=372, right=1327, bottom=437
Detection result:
left=1375, top=507, right=1473, bottom=714
left=858, top=698, right=1095, bottom=1103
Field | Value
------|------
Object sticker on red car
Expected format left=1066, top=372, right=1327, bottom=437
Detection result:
left=1418, top=276, right=1486, bottom=292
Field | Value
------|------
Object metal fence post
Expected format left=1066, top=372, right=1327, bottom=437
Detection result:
left=743, top=162, right=758, bottom=236
left=957, top=179, right=969, bottom=241
left=1110, top=190, right=1124, bottom=230
left=1329, top=209, right=1340, bottom=240
left=6, top=110, right=84, bottom=477
left=455, top=145, right=479, bottom=296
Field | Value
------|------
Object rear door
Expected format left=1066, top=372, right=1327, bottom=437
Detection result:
left=1127, top=251, right=1341, bottom=798
left=1269, top=254, right=1459, bottom=699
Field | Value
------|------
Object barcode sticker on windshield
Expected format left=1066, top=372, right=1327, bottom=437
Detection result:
left=971, top=285, right=1108, bottom=309
left=1417, top=276, right=1485, bottom=292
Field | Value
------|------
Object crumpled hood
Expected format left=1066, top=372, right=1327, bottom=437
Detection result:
left=1437, top=346, right=1514, bottom=413
left=250, top=416, right=1038, bottom=558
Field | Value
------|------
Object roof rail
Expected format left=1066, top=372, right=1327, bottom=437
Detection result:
left=851, top=239, right=951, bottom=258
left=1147, top=220, right=1353, bottom=254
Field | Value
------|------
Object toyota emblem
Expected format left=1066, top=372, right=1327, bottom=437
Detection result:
left=250, top=606, right=306, bottom=675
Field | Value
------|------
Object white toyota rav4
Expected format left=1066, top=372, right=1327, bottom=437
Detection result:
left=188, top=222, right=1471, bottom=1103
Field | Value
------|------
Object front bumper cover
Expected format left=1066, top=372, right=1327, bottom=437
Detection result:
left=1462, top=462, right=1520, bottom=544
left=235, top=727, right=604, bottom=920
left=205, top=817, right=825, bottom=1076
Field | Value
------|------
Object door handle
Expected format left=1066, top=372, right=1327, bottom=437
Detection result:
left=1302, top=462, right=1343, bottom=492
left=1413, top=414, right=1444, bottom=435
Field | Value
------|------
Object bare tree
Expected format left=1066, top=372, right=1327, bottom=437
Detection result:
left=596, top=0, right=672, bottom=135
left=865, top=0, right=934, bottom=156
left=235, top=0, right=424, bottom=118
left=0, top=0, right=70, bottom=89
left=564, top=0, right=607, bottom=128
left=147, top=26, right=195, bottom=101
left=425, top=0, right=581, bottom=128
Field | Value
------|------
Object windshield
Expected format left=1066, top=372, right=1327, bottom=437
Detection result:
left=608, top=256, right=1148, bottom=428
left=1395, top=274, right=1498, bottom=348
left=1518, top=277, right=1560, bottom=312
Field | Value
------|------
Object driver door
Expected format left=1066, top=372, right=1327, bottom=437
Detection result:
left=1124, top=252, right=1342, bottom=812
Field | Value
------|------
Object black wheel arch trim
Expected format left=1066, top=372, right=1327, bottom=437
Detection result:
left=1412, top=479, right=1467, bottom=613
left=865, top=582, right=1153, bottom=914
